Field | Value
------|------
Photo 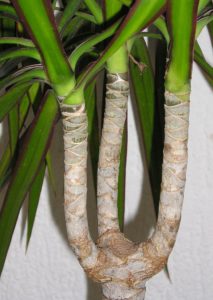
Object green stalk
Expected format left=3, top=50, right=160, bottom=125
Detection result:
left=11, top=0, right=75, bottom=97
left=76, top=0, right=167, bottom=89
left=104, top=0, right=128, bottom=73
left=166, top=0, right=199, bottom=94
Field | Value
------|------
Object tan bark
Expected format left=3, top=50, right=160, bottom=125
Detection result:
left=97, top=72, right=129, bottom=236
left=61, top=86, right=190, bottom=299
left=60, top=103, right=98, bottom=269
left=149, top=92, right=190, bottom=260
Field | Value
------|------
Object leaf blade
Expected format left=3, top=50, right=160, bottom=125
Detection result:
left=0, top=90, right=58, bottom=275
left=0, top=82, right=32, bottom=121
left=26, top=162, right=46, bottom=248
left=129, top=37, right=164, bottom=214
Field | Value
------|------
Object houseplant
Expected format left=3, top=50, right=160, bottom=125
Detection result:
left=0, top=0, right=212, bottom=299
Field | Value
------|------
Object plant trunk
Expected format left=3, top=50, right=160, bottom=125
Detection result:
left=102, top=282, right=146, bottom=300
left=97, top=72, right=129, bottom=236
left=60, top=103, right=98, bottom=270
left=61, top=85, right=190, bottom=300
left=102, top=283, right=145, bottom=300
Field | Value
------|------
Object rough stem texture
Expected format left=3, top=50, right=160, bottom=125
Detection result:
left=147, top=91, right=190, bottom=261
left=61, top=90, right=190, bottom=300
left=60, top=103, right=98, bottom=269
left=97, top=72, right=129, bottom=236
left=97, top=73, right=129, bottom=235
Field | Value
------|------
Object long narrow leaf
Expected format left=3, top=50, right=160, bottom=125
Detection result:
left=69, top=20, right=120, bottom=70
left=0, top=37, right=34, bottom=47
left=194, top=41, right=213, bottom=86
left=0, top=90, right=58, bottom=275
left=0, top=47, right=41, bottom=63
left=76, top=0, right=167, bottom=89
left=85, top=80, right=99, bottom=185
left=129, top=37, right=163, bottom=214
left=27, top=162, right=46, bottom=248
left=45, top=151, right=56, bottom=196
left=84, top=0, right=103, bottom=24
left=0, top=67, right=46, bottom=90
left=0, top=93, right=30, bottom=187
left=11, top=0, right=74, bottom=95
left=0, top=2, right=18, bottom=21
left=0, top=82, right=31, bottom=121
left=8, top=105, right=19, bottom=155
left=58, top=0, right=82, bottom=31
left=117, top=123, right=127, bottom=231
left=196, top=11, right=213, bottom=38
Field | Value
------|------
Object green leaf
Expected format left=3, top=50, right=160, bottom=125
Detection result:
left=117, top=123, right=127, bottom=231
left=119, top=0, right=132, bottom=6
left=26, top=162, right=46, bottom=248
left=196, top=11, right=213, bottom=38
left=166, top=0, right=199, bottom=92
left=84, top=80, right=99, bottom=186
left=104, top=0, right=122, bottom=20
left=0, top=67, right=46, bottom=90
left=153, top=16, right=170, bottom=43
left=208, top=20, right=213, bottom=46
left=45, top=151, right=56, bottom=196
left=26, top=82, right=42, bottom=109
left=69, top=20, right=120, bottom=70
left=194, top=41, right=213, bottom=86
left=76, top=0, right=167, bottom=89
left=60, top=16, right=85, bottom=42
left=0, top=37, right=34, bottom=47
left=11, top=0, right=75, bottom=96
left=0, top=90, right=58, bottom=275
left=18, top=92, right=30, bottom=129
left=129, top=37, right=164, bottom=215
left=0, top=82, right=31, bottom=121
left=0, top=1, right=18, bottom=21
left=84, top=0, right=103, bottom=24
left=58, top=0, right=82, bottom=31
left=1, top=15, right=16, bottom=38
left=0, top=47, right=41, bottom=63
left=0, top=146, right=11, bottom=189
left=198, top=0, right=211, bottom=14
left=0, top=93, right=31, bottom=188
left=8, top=105, right=19, bottom=156
left=75, top=11, right=96, bottom=24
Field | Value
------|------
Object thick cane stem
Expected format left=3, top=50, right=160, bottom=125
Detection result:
left=145, top=90, right=190, bottom=265
left=102, top=283, right=146, bottom=300
left=60, top=90, right=190, bottom=300
left=97, top=72, right=129, bottom=236
left=60, top=103, right=98, bottom=269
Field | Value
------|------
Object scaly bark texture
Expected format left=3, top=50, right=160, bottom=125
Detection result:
left=149, top=91, right=190, bottom=259
left=61, top=90, right=190, bottom=300
left=60, top=103, right=98, bottom=269
left=97, top=73, right=129, bottom=236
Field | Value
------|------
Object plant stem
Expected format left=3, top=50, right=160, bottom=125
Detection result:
left=60, top=103, right=98, bottom=269
left=102, top=282, right=146, bottom=299
left=107, top=46, right=128, bottom=73
left=97, top=72, right=129, bottom=236
left=165, top=0, right=199, bottom=93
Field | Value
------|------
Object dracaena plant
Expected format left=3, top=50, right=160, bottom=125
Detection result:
left=0, top=0, right=212, bottom=299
